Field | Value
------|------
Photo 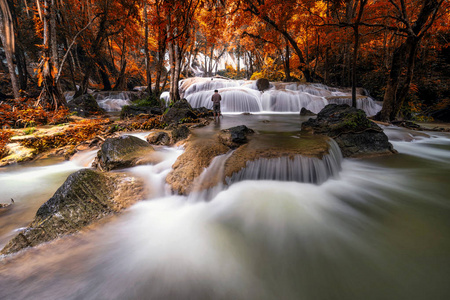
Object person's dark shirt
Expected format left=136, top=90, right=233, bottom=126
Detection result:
left=211, top=93, right=221, bottom=104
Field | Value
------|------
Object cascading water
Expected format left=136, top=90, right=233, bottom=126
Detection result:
left=226, top=140, right=342, bottom=185
left=1, top=115, right=449, bottom=300
left=94, top=92, right=134, bottom=112
left=175, top=77, right=382, bottom=116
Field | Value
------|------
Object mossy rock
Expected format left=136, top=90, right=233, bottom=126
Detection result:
left=93, top=135, right=158, bottom=171
left=1, top=169, right=146, bottom=255
left=302, top=104, right=396, bottom=157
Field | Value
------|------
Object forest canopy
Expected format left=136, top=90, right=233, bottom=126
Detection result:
left=0, top=0, right=449, bottom=122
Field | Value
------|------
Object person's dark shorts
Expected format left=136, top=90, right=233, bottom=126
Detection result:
left=213, top=103, right=221, bottom=113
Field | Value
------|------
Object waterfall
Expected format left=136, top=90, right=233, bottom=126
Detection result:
left=186, top=88, right=263, bottom=112
left=188, top=151, right=235, bottom=201
left=226, top=140, right=342, bottom=185
left=172, top=77, right=381, bottom=116
left=261, top=90, right=327, bottom=112
left=181, top=78, right=241, bottom=98
left=327, top=96, right=382, bottom=117
left=94, top=92, right=134, bottom=112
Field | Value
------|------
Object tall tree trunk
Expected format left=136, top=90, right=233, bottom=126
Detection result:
left=144, top=1, right=152, bottom=95
left=50, top=0, right=58, bottom=71
left=0, top=2, right=19, bottom=98
left=97, top=59, right=112, bottom=91
left=378, top=0, right=443, bottom=121
left=38, top=0, right=66, bottom=110
left=168, top=41, right=181, bottom=102
left=284, top=39, right=291, bottom=82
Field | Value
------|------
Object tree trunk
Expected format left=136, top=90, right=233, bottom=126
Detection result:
left=50, top=0, right=59, bottom=72
left=97, top=59, right=112, bottom=91
left=284, top=39, right=291, bottom=82
left=0, top=6, right=19, bottom=98
left=38, top=0, right=66, bottom=110
left=144, top=1, right=152, bottom=95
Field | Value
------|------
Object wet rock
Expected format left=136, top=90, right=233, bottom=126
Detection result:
left=300, top=107, right=316, bottom=116
left=167, top=131, right=336, bottom=195
left=162, top=99, right=198, bottom=125
left=171, top=125, right=191, bottom=143
left=120, top=105, right=163, bottom=119
left=1, top=169, right=146, bottom=255
left=256, top=78, right=270, bottom=91
left=217, top=125, right=254, bottom=148
left=68, top=94, right=105, bottom=117
left=193, top=107, right=213, bottom=118
left=166, top=137, right=229, bottom=195
left=146, top=131, right=171, bottom=146
left=146, top=125, right=191, bottom=146
left=0, top=143, right=36, bottom=167
left=93, top=135, right=158, bottom=171
left=302, top=104, right=396, bottom=157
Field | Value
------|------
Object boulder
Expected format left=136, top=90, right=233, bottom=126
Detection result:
left=146, top=125, right=191, bottom=146
left=300, top=107, right=316, bottom=116
left=217, top=125, right=254, bottom=148
left=193, top=107, right=214, bottom=118
left=302, top=104, right=396, bottom=157
left=223, top=133, right=333, bottom=181
left=166, top=137, right=229, bottom=195
left=256, top=78, right=270, bottom=91
left=166, top=128, right=337, bottom=195
left=147, top=131, right=171, bottom=146
left=121, top=105, right=163, bottom=119
left=93, top=135, right=158, bottom=171
left=1, top=169, right=146, bottom=255
left=171, top=125, right=191, bottom=143
left=162, top=99, right=198, bottom=125
left=68, top=94, right=105, bottom=117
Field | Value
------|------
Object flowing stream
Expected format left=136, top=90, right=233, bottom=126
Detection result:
left=0, top=115, right=449, bottom=300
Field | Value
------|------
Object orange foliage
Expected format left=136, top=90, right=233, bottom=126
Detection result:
left=0, top=130, right=13, bottom=159
left=19, top=119, right=111, bottom=153
left=0, top=98, right=70, bottom=128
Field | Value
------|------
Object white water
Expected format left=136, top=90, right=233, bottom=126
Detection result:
left=226, top=140, right=342, bottom=185
left=177, top=77, right=381, bottom=116
left=1, top=117, right=449, bottom=300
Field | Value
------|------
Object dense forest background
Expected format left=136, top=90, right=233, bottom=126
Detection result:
left=0, top=0, right=449, bottom=123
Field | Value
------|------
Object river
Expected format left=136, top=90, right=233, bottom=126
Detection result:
left=0, top=113, right=449, bottom=300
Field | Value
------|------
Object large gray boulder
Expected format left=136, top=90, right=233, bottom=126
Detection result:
left=302, top=104, right=396, bottom=157
left=1, top=169, right=146, bottom=255
left=93, top=135, right=158, bottom=171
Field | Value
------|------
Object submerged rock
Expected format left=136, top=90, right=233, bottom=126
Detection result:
left=93, top=135, right=158, bottom=171
left=302, top=104, right=396, bottom=157
left=1, top=169, right=146, bottom=255
left=217, top=125, right=255, bottom=148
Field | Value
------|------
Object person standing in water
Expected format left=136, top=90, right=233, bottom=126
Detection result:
left=211, top=89, right=222, bottom=121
